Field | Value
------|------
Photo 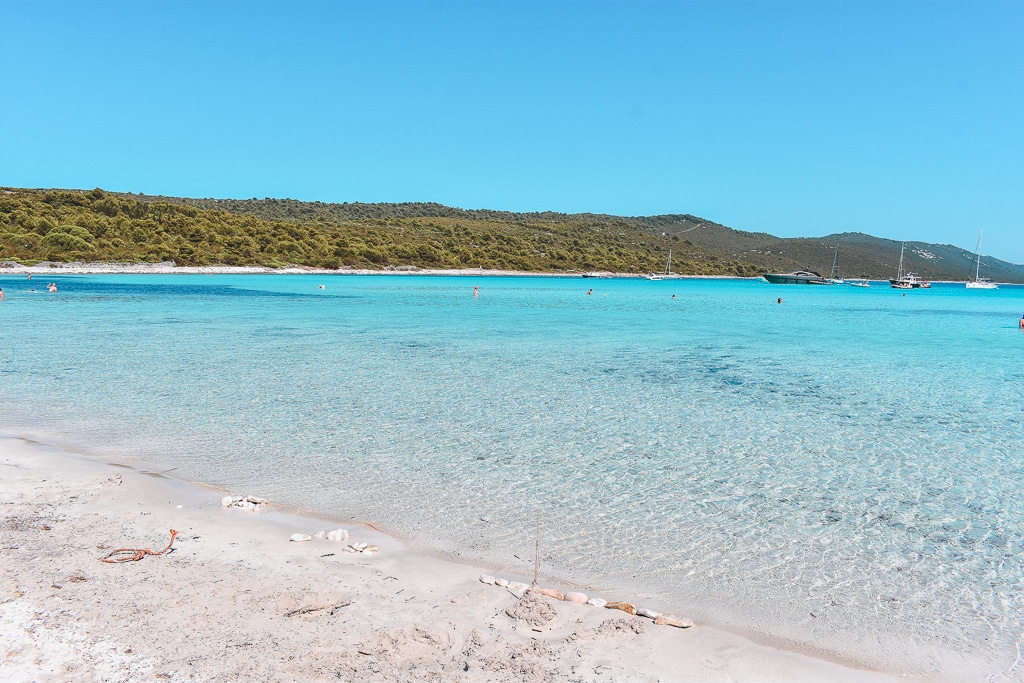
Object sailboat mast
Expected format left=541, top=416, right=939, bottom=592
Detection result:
left=892, top=242, right=909, bottom=280
left=666, top=249, right=672, bottom=276
left=830, top=245, right=839, bottom=279
left=974, top=229, right=983, bottom=281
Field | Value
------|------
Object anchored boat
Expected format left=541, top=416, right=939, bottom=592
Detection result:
left=966, top=229, right=998, bottom=290
left=825, top=244, right=845, bottom=284
left=762, top=270, right=828, bottom=285
left=889, top=243, right=931, bottom=289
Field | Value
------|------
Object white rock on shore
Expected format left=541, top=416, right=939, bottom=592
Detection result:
left=221, top=495, right=269, bottom=511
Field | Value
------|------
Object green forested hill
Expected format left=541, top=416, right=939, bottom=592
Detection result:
left=0, top=188, right=761, bottom=275
left=2, top=187, right=1022, bottom=281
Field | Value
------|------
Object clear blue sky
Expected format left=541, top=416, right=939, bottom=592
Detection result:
left=3, top=1, right=1022, bottom=262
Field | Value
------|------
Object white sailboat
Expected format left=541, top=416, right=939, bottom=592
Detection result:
left=648, top=249, right=682, bottom=280
left=825, top=244, right=845, bottom=284
left=664, top=249, right=683, bottom=279
left=965, top=229, right=998, bottom=289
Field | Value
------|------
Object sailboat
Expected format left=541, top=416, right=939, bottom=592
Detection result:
left=647, top=249, right=682, bottom=280
left=825, top=244, right=845, bottom=284
left=965, top=229, right=998, bottom=289
left=890, top=242, right=931, bottom=289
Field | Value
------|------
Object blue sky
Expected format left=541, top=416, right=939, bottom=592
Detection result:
left=3, top=1, right=1022, bottom=262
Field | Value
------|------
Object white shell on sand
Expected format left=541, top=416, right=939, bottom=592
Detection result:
left=636, top=608, right=662, bottom=619
left=494, top=578, right=509, bottom=588
left=564, top=592, right=588, bottom=604
left=289, top=534, right=312, bottom=542
left=313, top=530, right=327, bottom=539
left=327, top=529, right=349, bottom=542
left=221, top=496, right=235, bottom=507
left=479, top=575, right=496, bottom=585
left=587, top=598, right=608, bottom=608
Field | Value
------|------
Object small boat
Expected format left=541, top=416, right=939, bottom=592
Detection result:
left=762, top=270, right=828, bottom=285
left=891, top=273, right=930, bottom=289
left=889, top=243, right=931, bottom=289
left=966, top=278, right=998, bottom=290
left=648, top=249, right=683, bottom=280
left=847, top=279, right=871, bottom=288
left=966, top=229, right=998, bottom=289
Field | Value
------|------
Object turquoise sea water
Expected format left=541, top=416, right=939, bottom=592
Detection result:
left=2, top=273, right=1023, bottom=677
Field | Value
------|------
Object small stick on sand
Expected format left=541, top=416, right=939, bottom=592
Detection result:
left=533, top=510, right=540, bottom=588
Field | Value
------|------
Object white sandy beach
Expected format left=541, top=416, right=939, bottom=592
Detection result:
left=0, top=435, right=910, bottom=683
left=0, top=261, right=584, bottom=277
left=1, top=260, right=749, bottom=279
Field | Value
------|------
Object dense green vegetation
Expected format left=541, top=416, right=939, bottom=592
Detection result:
left=3, top=187, right=1021, bottom=281
left=0, top=188, right=762, bottom=275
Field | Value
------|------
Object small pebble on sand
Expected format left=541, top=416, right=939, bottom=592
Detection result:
left=654, top=615, right=694, bottom=628
left=605, top=601, right=636, bottom=615
left=539, top=588, right=563, bottom=601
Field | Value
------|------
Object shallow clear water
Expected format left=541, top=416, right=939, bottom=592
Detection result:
left=2, top=273, right=1023, bottom=676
